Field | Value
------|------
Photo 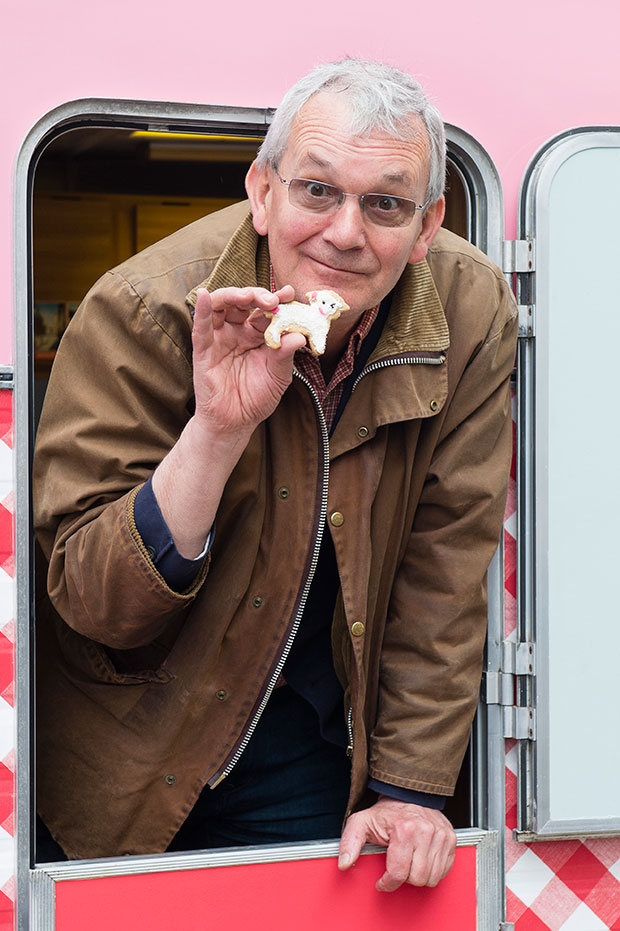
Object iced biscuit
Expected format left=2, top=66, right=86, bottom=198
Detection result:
left=263, top=290, right=350, bottom=356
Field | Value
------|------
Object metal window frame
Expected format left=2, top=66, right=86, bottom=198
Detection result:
left=516, top=126, right=620, bottom=839
left=14, top=99, right=506, bottom=929
left=30, top=832, right=501, bottom=931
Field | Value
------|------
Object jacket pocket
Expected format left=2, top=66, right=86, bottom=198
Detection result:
left=87, top=639, right=175, bottom=685
left=43, top=609, right=175, bottom=722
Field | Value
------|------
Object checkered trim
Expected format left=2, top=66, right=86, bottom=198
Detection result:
left=503, top=390, right=620, bottom=930
left=0, top=391, right=15, bottom=929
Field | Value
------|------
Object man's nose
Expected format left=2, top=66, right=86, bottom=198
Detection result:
left=322, top=195, right=366, bottom=250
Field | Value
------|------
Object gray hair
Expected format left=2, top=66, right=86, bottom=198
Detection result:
left=255, top=59, right=446, bottom=205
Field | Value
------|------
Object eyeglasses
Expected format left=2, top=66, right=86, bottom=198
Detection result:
left=277, top=173, right=428, bottom=228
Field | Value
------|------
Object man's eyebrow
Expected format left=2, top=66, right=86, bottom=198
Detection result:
left=298, top=151, right=332, bottom=171
left=382, top=171, right=411, bottom=185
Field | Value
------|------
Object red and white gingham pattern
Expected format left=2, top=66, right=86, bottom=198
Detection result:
left=503, top=391, right=620, bottom=930
left=0, top=390, right=15, bottom=931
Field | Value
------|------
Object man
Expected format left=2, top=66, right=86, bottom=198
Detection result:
left=33, top=59, right=517, bottom=891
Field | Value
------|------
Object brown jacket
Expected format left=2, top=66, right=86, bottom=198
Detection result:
left=34, top=200, right=518, bottom=859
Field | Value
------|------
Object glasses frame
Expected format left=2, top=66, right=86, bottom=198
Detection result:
left=277, top=173, right=429, bottom=226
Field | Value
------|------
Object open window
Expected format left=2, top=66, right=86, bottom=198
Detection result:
left=15, top=100, right=505, bottom=930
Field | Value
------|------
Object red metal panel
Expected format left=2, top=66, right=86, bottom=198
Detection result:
left=55, top=848, right=477, bottom=931
left=0, top=392, right=11, bottom=449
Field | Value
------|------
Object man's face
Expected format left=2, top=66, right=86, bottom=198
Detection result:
left=246, top=92, right=444, bottom=320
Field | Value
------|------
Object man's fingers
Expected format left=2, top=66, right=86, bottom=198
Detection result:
left=424, top=840, right=455, bottom=888
left=406, top=820, right=456, bottom=888
left=372, top=807, right=457, bottom=892
left=246, top=307, right=272, bottom=334
left=192, top=289, right=214, bottom=354
left=209, top=285, right=290, bottom=315
left=197, top=285, right=298, bottom=342
left=338, top=813, right=369, bottom=871
left=376, top=818, right=432, bottom=892
left=210, top=289, right=274, bottom=332
left=338, top=803, right=457, bottom=892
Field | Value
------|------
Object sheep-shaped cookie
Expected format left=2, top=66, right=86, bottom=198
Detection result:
left=263, top=290, right=350, bottom=356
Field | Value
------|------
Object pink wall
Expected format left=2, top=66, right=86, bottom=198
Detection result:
left=3, top=0, right=619, bottom=360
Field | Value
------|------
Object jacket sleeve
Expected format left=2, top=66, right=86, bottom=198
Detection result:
left=368, top=282, right=518, bottom=795
left=33, top=270, right=208, bottom=649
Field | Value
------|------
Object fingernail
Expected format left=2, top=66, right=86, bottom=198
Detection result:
left=338, top=853, right=351, bottom=869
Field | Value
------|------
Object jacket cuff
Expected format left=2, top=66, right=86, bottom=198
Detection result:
left=367, top=778, right=446, bottom=810
left=133, top=476, right=214, bottom=592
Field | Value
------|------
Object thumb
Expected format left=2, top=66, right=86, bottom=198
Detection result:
left=265, top=331, right=306, bottom=380
left=338, top=814, right=368, bottom=871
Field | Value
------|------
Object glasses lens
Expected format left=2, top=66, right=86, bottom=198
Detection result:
left=288, top=179, right=341, bottom=213
left=363, top=194, right=416, bottom=227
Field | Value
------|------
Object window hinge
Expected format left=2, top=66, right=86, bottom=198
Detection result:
left=503, top=706, right=536, bottom=740
left=0, top=366, right=13, bottom=389
left=502, top=239, right=535, bottom=275
left=517, top=304, right=535, bottom=339
left=483, top=641, right=536, bottom=740
left=503, top=240, right=535, bottom=338
left=503, top=640, right=535, bottom=676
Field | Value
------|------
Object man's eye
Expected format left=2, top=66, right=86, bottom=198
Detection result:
left=305, top=181, right=330, bottom=198
left=375, top=195, right=400, bottom=211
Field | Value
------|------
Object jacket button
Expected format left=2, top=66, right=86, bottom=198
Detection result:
left=278, top=486, right=290, bottom=499
left=216, top=689, right=227, bottom=701
left=165, top=774, right=176, bottom=785
left=252, top=596, right=264, bottom=608
left=351, top=621, right=365, bottom=637
left=358, top=426, right=369, bottom=438
left=146, top=545, right=157, bottom=560
left=430, top=399, right=439, bottom=412
left=330, top=511, right=344, bottom=527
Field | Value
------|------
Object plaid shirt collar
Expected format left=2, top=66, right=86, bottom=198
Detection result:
left=269, top=263, right=379, bottom=431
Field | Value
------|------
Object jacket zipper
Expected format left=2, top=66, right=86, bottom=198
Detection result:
left=344, top=351, right=445, bottom=767
left=351, top=352, right=446, bottom=395
left=209, top=352, right=445, bottom=786
left=208, top=373, right=330, bottom=788
left=346, top=706, right=354, bottom=758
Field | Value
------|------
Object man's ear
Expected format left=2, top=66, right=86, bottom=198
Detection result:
left=245, top=161, right=271, bottom=236
left=407, top=195, right=446, bottom=265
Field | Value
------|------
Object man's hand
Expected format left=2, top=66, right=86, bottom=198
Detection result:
left=192, top=285, right=306, bottom=435
left=338, top=797, right=456, bottom=891
left=152, top=285, right=305, bottom=558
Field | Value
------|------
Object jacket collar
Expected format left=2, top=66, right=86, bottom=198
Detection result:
left=185, top=211, right=450, bottom=356
left=185, top=212, right=270, bottom=306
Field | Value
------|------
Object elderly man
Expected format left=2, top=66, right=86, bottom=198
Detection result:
left=34, top=59, right=517, bottom=890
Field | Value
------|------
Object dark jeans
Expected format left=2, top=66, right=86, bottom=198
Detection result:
left=168, top=685, right=351, bottom=850
left=37, top=685, right=351, bottom=861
